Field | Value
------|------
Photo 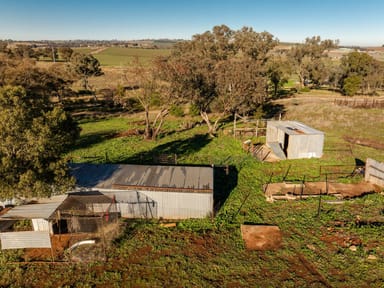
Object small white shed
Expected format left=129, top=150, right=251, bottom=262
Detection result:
left=266, top=121, right=324, bottom=159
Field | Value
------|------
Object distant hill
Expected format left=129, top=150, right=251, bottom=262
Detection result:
left=0, top=39, right=183, bottom=49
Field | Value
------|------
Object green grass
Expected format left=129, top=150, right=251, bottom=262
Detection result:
left=72, top=47, right=98, bottom=55
left=92, top=47, right=171, bottom=66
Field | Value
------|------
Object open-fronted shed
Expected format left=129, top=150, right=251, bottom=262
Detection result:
left=0, top=201, right=64, bottom=234
left=70, top=163, right=214, bottom=219
left=266, top=120, right=324, bottom=159
left=0, top=192, right=118, bottom=239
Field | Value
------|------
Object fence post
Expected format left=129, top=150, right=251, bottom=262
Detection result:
left=316, top=189, right=322, bottom=218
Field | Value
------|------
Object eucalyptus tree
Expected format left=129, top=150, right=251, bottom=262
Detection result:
left=69, top=52, right=103, bottom=90
left=58, top=46, right=73, bottom=62
left=114, top=58, right=176, bottom=140
left=0, top=86, right=79, bottom=199
left=339, top=51, right=384, bottom=95
left=266, top=53, right=292, bottom=97
left=158, top=25, right=278, bottom=136
left=1, top=59, right=72, bottom=103
left=288, top=36, right=338, bottom=88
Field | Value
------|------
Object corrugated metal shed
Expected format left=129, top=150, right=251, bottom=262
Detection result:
left=70, top=164, right=213, bottom=192
left=0, top=231, right=51, bottom=249
left=70, top=164, right=214, bottom=219
left=266, top=121, right=324, bottom=159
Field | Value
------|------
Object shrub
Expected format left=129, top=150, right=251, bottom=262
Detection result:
left=342, top=75, right=361, bottom=96
left=169, top=105, right=184, bottom=117
left=189, top=103, right=200, bottom=116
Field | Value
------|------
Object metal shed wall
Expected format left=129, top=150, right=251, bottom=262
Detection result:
left=287, top=134, right=324, bottom=159
left=101, top=189, right=213, bottom=219
left=142, top=190, right=213, bottom=219
left=0, top=231, right=51, bottom=249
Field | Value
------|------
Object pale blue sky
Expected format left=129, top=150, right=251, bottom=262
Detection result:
left=0, top=0, right=382, bottom=46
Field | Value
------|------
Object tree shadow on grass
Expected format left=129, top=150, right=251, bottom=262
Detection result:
left=261, top=102, right=286, bottom=119
left=119, top=133, right=212, bottom=164
left=72, top=132, right=114, bottom=151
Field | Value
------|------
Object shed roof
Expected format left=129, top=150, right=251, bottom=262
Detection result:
left=57, top=193, right=115, bottom=211
left=70, top=163, right=213, bottom=193
left=268, top=121, right=323, bottom=136
left=0, top=202, right=63, bottom=220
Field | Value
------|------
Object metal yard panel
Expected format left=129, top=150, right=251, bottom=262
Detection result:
left=365, top=158, right=384, bottom=187
left=0, top=231, right=51, bottom=249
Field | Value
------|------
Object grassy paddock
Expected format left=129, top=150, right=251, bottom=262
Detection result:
left=1, top=91, right=383, bottom=287
left=92, top=47, right=171, bottom=66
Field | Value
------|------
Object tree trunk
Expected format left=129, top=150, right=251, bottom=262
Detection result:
left=144, top=108, right=152, bottom=140
left=274, top=82, right=278, bottom=98
left=83, top=76, right=89, bottom=90
left=200, top=110, right=222, bottom=137
left=152, top=108, right=169, bottom=140
left=298, top=72, right=305, bottom=89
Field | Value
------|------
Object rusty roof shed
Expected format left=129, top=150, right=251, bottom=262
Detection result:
left=70, top=164, right=214, bottom=219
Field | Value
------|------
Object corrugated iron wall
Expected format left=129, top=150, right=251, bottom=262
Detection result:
left=102, top=190, right=213, bottom=219
left=0, top=231, right=51, bottom=249
left=287, top=134, right=324, bottom=159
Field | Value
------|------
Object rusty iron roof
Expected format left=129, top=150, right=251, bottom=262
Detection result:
left=268, top=121, right=324, bottom=135
left=70, top=164, right=213, bottom=193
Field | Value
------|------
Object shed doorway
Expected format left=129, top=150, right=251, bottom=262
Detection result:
left=283, top=133, right=289, bottom=157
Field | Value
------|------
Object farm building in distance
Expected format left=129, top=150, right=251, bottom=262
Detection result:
left=70, top=163, right=214, bottom=219
left=266, top=121, right=324, bottom=160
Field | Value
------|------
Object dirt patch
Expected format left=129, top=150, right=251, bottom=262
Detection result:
left=111, top=129, right=143, bottom=138
left=265, top=181, right=380, bottom=201
left=320, top=227, right=362, bottom=251
left=344, top=136, right=384, bottom=150
left=23, top=233, right=100, bottom=261
left=240, top=225, right=282, bottom=250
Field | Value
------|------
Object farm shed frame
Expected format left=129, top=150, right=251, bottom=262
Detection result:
left=70, top=163, right=214, bottom=219
left=0, top=193, right=119, bottom=249
left=266, top=121, right=324, bottom=159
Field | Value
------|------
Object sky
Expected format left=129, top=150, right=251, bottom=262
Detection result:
left=0, top=0, right=383, bottom=46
